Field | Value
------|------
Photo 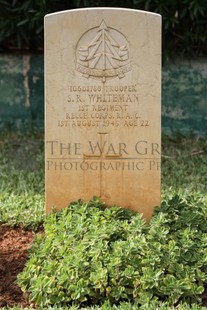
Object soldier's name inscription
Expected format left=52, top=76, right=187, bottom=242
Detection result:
left=57, top=84, right=149, bottom=128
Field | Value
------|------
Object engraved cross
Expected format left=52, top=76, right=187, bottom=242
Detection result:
left=83, top=132, right=122, bottom=197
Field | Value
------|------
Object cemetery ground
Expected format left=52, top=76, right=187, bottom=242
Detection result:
left=0, top=131, right=207, bottom=309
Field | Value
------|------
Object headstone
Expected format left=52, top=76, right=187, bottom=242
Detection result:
left=45, top=8, right=161, bottom=221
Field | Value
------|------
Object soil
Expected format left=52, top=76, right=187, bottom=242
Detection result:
left=0, top=225, right=36, bottom=308
left=0, top=224, right=207, bottom=309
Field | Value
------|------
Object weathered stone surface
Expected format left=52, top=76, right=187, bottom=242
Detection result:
left=45, top=8, right=161, bottom=220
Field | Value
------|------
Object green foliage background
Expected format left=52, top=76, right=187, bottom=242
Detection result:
left=0, top=0, right=207, bottom=56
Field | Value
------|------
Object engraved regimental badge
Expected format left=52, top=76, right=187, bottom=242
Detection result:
left=76, top=20, right=132, bottom=83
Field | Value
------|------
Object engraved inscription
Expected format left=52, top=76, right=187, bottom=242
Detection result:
left=57, top=84, right=150, bottom=129
left=76, top=20, right=132, bottom=82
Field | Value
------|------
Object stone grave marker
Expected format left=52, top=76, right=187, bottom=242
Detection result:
left=45, top=8, right=161, bottom=221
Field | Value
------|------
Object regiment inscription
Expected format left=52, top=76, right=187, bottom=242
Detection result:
left=45, top=8, right=161, bottom=221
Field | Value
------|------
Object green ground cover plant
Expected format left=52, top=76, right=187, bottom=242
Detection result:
left=17, top=196, right=207, bottom=308
left=0, top=133, right=206, bottom=309
left=2, top=303, right=207, bottom=310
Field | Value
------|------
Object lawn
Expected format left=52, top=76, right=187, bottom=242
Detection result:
left=0, top=132, right=206, bottom=309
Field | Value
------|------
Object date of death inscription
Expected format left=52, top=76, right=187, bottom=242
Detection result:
left=57, top=85, right=149, bottom=129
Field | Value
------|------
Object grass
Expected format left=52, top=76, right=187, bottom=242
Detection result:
left=161, top=134, right=207, bottom=216
left=0, top=132, right=44, bottom=229
left=162, top=134, right=207, bottom=195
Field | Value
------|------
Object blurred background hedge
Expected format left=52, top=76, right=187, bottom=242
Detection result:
left=0, top=0, right=207, bottom=57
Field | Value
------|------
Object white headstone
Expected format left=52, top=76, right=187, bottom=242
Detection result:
left=45, top=8, right=161, bottom=221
